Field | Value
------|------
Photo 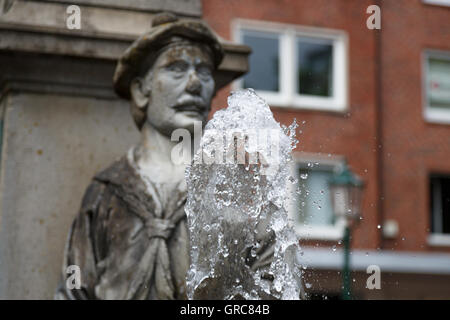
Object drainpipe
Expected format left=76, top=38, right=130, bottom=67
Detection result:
left=375, top=0, right=384, bottom=249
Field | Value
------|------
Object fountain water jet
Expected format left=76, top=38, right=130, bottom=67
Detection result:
left=185, top=89, right=303, bottom=300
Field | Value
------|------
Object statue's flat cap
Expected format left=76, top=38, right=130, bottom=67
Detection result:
left=113, top=12, right=224, bottom=99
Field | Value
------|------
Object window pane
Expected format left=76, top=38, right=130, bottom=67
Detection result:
left=242, top=30, right=279, bottom=92
left=430, top=176, right=450, bottom=234
left=428, top=57, right=450, bottom=110
left=297, top=38, right=333, bottom=97
left=298, top=168, right=335, bottom=226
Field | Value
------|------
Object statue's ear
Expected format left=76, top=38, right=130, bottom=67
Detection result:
left=130, top=78, right=149, bottom=109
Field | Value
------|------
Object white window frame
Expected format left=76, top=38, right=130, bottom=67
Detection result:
left=423, top=50, right=450, bottom=124
left=428, top=234, right=450, bottom=247
left=232, top=19, right=349, bottom=113
left=287, top=152, right=347, bottom=240
left=422, top=0, right=450, bottom=7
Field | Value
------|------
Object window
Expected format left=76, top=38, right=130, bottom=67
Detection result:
left=241, top=30, right=280, bottom=92
left=288, top=153, right=346, bottom=240
left=429, top=175, right=450, bottom=246
left=297, top=38, right=333, bottom=97
left=298, top=168, right=335, bottom=226
left=234, top=20, right=348, bottom=112
left=423, top=51, right=450, bottom=124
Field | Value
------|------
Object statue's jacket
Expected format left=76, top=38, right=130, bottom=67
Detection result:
left=56, top=154, right=190, bottom=299
left=56, top=151, right=277, bottom=300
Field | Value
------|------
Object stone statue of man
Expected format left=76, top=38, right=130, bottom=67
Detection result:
left=56, top=12, right=282, bottom=300
left=55, top=12, right=224, bottom=300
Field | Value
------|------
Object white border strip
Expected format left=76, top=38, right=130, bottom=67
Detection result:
left=298, top=248, right=450, bottom=275
left=423, top=0, right=450, bottom=7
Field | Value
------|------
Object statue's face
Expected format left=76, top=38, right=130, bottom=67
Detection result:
left=142, top=43, right=215, bottom=136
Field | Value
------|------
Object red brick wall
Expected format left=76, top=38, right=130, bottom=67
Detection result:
left=380, top=0, right=450, bottom=252
left=202, top=0, right=450, bottom=253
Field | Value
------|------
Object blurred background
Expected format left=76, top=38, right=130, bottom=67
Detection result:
left=0, top=0, right=449, bottom=299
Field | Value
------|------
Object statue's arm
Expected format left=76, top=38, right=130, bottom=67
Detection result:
left=55, top=181, right=106, bottom=300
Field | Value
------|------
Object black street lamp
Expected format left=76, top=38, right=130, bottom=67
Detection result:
left=329, top=163, right=364, bottom=300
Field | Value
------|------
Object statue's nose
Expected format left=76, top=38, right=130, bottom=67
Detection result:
left=185, top=72, right=202, bottom=95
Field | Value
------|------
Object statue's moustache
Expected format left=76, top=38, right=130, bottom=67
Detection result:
left=172, top=98, right=207, bottom=113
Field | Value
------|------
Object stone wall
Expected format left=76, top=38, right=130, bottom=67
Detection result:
left=0, top=92, right=138, bottom=299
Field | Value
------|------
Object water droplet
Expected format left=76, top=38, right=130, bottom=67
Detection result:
left=377, top=225, right=381, bottom=229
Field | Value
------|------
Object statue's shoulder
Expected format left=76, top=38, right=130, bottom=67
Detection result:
left=93, top=156, right=134, bottom=186
left=79, top=156, right=135, bottom=213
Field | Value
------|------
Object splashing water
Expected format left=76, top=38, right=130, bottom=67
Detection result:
left=185, top=89, right=303, bottom=300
